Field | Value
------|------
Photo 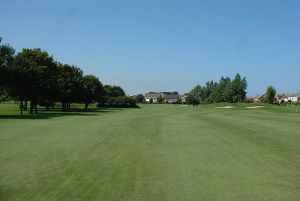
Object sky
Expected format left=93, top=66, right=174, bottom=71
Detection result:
left=1, top=0, right=300, bottom=95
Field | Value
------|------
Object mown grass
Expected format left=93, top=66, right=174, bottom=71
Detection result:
left=0, top=103, right=300, bottom=201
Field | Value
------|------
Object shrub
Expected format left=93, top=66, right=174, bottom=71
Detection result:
left=259, top=97, right=267, bottom=103
left=97, top=96, right=138, bottom=108
left=174, top=99, right=182, bottom=104
left=135, top=94, right=145, bottom=103
left=266, top=86, right=276, bottom=104
left=245, top=98, right=254, bottom=103
left=157, top=96, right=164, bottom=104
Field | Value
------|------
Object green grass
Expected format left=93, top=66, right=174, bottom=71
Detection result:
left=1, top=103, right=300, bottom=201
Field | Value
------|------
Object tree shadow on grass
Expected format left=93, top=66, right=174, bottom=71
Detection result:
left=0, top=108, right=121, bottom=120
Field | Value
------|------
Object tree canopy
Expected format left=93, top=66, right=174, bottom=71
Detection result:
left=104, top=85, right=126, bottom=98
left=82, top=75, right=104, bottom=109
left=1, top=37, right=251, bottom=113
left=135, top=94, right=145, bottom=103
left=0, top=37, right=15, bottom=102
left=266, top=86, right=276, bottom=104
left=0, top=37, right=133, bottom=114
left=188, top=73, right=247, bottom=104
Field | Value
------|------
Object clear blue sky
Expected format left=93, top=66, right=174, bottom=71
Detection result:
left=1, top=0, right=300, bottom=95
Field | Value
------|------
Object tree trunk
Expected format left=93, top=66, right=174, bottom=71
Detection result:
left=34, top=101, right=38, bottom=114
left=30, top=101, right=34, bottom=114
left=24, top=100, right=28, bottom=110
left=61, top=102, right=65, bottom=111
left=85, top=102, right=89, bottom=110
left=19, top=100, right=23, bottom=115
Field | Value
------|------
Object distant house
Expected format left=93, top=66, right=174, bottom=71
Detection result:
left=144, top=92, right=180, bottom=103
left=144, top=92, right=161, bottom=103
left=180, top=94, right=188, bottom=103
left=282, top=95, right=289, bottom=102
left=283, top=93, right=300, bottom=102
left=275, top=94, right=285, bottom=102
left=246, top=95, right=255, bottom=103
left=162, top=93, right=179, bottom=103
left=254, top=94, right=266, bottom=102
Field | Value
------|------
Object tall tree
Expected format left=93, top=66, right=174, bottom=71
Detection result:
left=39, top=59, right=59, bottom=110
left=104, top=85, right=125, bottom=98
left=189, top=73, right=247, bottom=104
left=12, top=48, right=57, bottom=113
left=12, top=51, right=41, bottom=114
left=266, top=86, right=276, bottom=104
left=0, top=37, right=15, bottom=69
left=190, top=85, right=202, bottom=103
left=205, top=81, right=219, bottom=103
left=99, top=85, right=126, bottom=106
left=228, top=73, right=247, bottom=103
left=186, top=93, right=199, bottom=107
left=82, top=75, right=104, bottom=109
left=57, top=64, right=84, bottom=110
left=0, top=37, right=15, bottom=101
left=218, top=76, right=231, bottom=102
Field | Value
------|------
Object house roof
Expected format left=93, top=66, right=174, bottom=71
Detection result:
left=288, top=93, right=300, bottom=97
left=254, top=94, right=266, bottom=99
left=180, top=94, right=188, bottom=98
left=282, top=92, right=300, bottom=98
left=162, top=94, right=179, bottom=99
left=145, top=91, right=181, bottom=99
left=145, top=92, right=161, bottom=98
left=275, top=94, right=285, bottom=99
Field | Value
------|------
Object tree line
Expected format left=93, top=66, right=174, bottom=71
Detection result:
left=187, top=73, right=247, bottom=105
left=0, top=37, right=137, bottom=114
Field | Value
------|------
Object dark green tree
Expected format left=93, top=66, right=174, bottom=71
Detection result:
left=105, top=96, right=137, bottom=108
left=218, top=76, right=231, bottom=102
left=189, top=73, right=247, bottom=104
left=135, top=94, right=145, bottom=103
left=101, top=85, right=126, bottom=105
left=12, top=50, right=43, bottom=114
left=104, top=85, right=125, bottom=98
left=82, top=75, right=104, bottom=109
left=39, top=62, right=60, bottom=110
left=190, top=85, right=202, bottom=103
left=266, top=86, right=276, bottom=104
left=12, top=48, right=59, bottom=113
left=227, top=73, right=247, bottom=103
left=205, top=81, right=218, bottom=103
left=0, top=37, right=15, bottom=102
left=0, top=37, right=15, bottom=69
left=57, top=64, right=84, bottom=110
left=186, top=94, right=199, bottom=107
left=157, top=96, right=165, bottom=103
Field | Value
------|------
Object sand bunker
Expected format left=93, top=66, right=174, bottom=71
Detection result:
left=214, top=106, right=236, bottom=109
left=245, top=106, right=265, bottom=109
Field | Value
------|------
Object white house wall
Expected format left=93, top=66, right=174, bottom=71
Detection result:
left=145, top=98, right=158, bottom=103
left=288, top=97, right=299, bottom=102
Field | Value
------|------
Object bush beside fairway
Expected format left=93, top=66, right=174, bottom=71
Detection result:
left=0, top=103, right=300, bottom=201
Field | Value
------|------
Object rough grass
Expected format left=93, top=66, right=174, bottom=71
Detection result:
left=0, top=103, right=300, bottom=201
